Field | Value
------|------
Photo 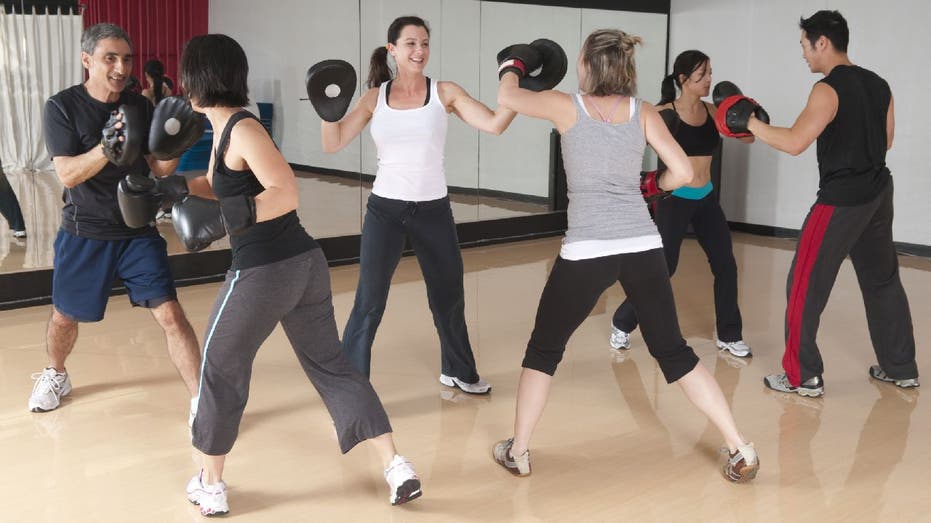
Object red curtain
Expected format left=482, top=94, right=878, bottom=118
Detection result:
left=82, top=0, right=208, bottom=93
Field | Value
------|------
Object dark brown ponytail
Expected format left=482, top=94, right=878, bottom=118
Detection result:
left=366, top=15, right=430, bottom=89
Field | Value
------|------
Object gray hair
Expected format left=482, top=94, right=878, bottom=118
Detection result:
left=81, top=23, right=132, bottom=55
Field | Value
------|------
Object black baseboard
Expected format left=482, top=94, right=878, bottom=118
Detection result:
left=289, top=163, right=550, bottom=205
left=480, top=0, right=668, bottom=14
left=0, top=212, right=568, bottom=311
left=728, top=221, right=931, bottom=258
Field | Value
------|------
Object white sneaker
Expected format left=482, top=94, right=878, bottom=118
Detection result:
left=715, top=339, right=752, bottom=358
left=384, top=455, right=422, bottom=506
left=439, top=374, right=491, bottom=394
left=609, top=326, right=631, bottom=350
left=186, top=471, right=229, bottom=516
left=28, top=367, right=72, bottom=412
left=13, top=230, right=26, bottom=238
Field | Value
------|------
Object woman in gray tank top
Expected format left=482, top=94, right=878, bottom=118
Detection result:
left=490, top=29, right=759, bottom=484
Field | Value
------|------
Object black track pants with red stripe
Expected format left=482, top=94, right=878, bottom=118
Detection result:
left=783, top=180, right=917, bottom=387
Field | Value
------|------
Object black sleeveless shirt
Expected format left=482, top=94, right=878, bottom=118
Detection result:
left=816, top=65, right=891, bottom=206
left=211, top=111, right=318, bottom=270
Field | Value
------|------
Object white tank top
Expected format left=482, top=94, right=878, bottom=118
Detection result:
left=370, top=78, right=449, bottom=201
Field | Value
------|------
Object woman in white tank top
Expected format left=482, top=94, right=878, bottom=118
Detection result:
left=321, top=16, right=517, bottom=395
left=490, top=29, right=760, bottom=484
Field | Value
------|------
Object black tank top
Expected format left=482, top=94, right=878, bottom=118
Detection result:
left=211, top=111, right=318, bottom=270
left=664, top=103, right=720, bottom=156
left=816, top=65, right=891, bottom=206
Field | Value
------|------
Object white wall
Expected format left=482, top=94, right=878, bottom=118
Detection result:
left=670, top=0, right=930, bottom=245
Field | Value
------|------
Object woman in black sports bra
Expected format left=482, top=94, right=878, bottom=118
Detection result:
left=609, top=50, right=754, bottom=360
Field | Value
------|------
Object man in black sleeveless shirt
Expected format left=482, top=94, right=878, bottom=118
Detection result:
left=747, top=10, right=918, bottom=397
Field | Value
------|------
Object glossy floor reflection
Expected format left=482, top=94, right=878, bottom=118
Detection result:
left=1, top=234, right=928, bottom=521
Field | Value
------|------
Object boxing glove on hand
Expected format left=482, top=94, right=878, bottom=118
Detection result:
left=306, top=59, right=357, bottom=122
left=149, top=96, right=206, bottom=160
left=714, top=95, right=770, bottom=138
left=640, top=169, right=672, bottom=203
left=171, top=193, right=257, bottom=252
left=101, top=104, right=142, bottom=167
left=497, top=44, right=542, bottom=80
left=118, top=174, right=190, bottom=228
left=172, top=196, right=227, bottom=252
left=497, top=39, right=568, bottom=92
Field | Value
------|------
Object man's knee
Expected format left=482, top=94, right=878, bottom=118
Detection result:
left=152, top=300, right=191, bottom=334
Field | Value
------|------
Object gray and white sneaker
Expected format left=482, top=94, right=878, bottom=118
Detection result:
left=715, top=339, right=752, bottom=358
left=384, top=455, right=422, bottom=506
left=763, top=373, right=824, bottom=398
left=28, top=367, right=72, bottom=412
left=869, top=365, right=919, bottom=389
left=609, top=326, right=631, bottom=350
left=439, top=374, right=491, bottom=394
left=493, top=438, right=531, bottom=476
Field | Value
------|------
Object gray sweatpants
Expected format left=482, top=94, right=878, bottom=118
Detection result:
left=191, top=248, right=392, bottom=455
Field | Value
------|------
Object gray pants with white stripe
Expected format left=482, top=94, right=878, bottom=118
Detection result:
left=191, top=248, right=392, bottom=455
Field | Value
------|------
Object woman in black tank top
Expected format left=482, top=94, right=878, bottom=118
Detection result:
left=611, top=50, right=754, bottom=361
left=175, top=34, right=422, bottom=516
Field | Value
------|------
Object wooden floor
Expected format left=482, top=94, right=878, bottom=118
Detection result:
left=1, top=233, right=928, bottom=522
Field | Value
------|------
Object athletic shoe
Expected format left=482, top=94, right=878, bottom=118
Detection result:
left=186, top=471, right=228, bottom=516
left=719, top=443, right=759, bottom=483
left=439, top=374, right=491, bottom=394
left=715, top=339, right=752, bottom=358
left=868, top=365, right=919, bottom=389
left=28, top=367, right=72, bottom=412
left=492, top=438, right=531, bottom=476
left=763, top=373, right=824, bottom=398
left=383, top=455, right=422, bottom=506
left=13, top=230, right=26, bottom=238
left=609, top=326, right=631, bottom=350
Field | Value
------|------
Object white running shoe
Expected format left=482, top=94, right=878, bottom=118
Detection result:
left=28, top=367, right=72, bottom=412
left=384, top=455, right=422, bottom=506
left=13, top=230, right=26, bottom=238
left=439, top=374, right=491, bottom=394
left=186, top=471, right=229, bottom=516
left=609, top=326, right=631, bottom=350
left=715, top=339, right=752, bottom=358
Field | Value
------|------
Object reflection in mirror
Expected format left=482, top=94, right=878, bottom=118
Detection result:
left=210, top=0, right=365, bottom=241
left=359, top=0, right=480, bottom=224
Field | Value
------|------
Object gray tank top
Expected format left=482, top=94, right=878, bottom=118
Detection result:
left=560, top=95, right=658, bottom=245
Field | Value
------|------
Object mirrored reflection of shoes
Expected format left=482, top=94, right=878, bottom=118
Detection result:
left=717, top=349, right=750, bottom=369
left=439, top=374, right=491, bottom=394
left=868, top=365, right=919, bottom=389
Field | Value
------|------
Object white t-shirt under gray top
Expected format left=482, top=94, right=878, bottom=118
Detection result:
left=559, top=94, right=662, bottom=261
left=369, top=78, right=449, bottom=202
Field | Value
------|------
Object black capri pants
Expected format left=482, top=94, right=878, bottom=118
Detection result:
left=523, top=248, right=700, bottom=383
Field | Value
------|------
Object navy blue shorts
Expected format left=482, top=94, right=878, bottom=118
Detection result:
left=52, top=229, right=177, bottom=322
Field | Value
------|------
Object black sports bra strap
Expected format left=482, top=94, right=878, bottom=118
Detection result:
left=385, top=77, right=431, bottom=107
left=215, top=111, right=260, bottom=162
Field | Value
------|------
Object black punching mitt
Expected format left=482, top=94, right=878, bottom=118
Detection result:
left=101, top=104, right=142, bottom=167
left=306, top=59, right=357, bottom=122
left=522, top=38, right=567, bottom=92
left=712, top=81, right=743, bottom=107
left=149, top=96, right=206, bottom=160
